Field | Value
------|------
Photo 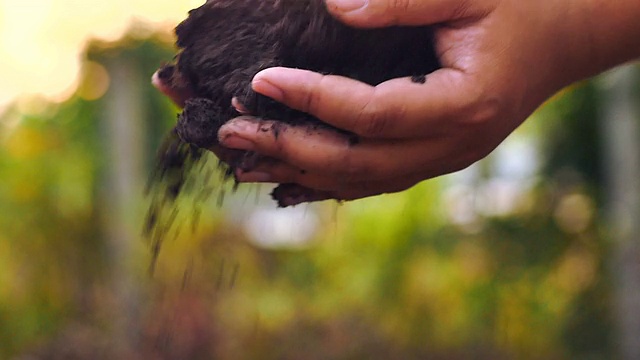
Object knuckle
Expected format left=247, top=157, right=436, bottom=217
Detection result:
left=258, top=121, right=290, bottom=155
left=335, top=147, right=368, bottom=183
left=448, top=0, right=476, bottom=20
left=387, top=0, right=412, bottom=13
left=301, top=75, right=327, bottom=115
left=460, top=95, right=503, bottom=127
left=475, top=97, right=502, bottom=124
left=361, top=111, right=389, bottom=138
left=360, top=0, right=413, bottom=26
left=353, top=98, right=398, bottom=138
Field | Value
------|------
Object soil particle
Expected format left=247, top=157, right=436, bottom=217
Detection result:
left=411, top=74, right=427, bottom=84
left=270, top=183, right=312, bottom=208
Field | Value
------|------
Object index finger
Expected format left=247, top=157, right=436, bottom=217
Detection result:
left=252, top=67, right=480, bottom=139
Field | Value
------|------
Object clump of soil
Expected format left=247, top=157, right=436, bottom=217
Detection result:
left=146, top=0, right=440, bottom=271
left=154, top=0, right=440, bottom=205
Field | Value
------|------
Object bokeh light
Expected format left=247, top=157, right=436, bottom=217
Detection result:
left=0, top=0, right=203, bottom=113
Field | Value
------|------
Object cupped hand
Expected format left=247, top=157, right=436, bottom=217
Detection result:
left=155, top=0, right=640, bottom=206
left=217, top=0, right=610, bottom=205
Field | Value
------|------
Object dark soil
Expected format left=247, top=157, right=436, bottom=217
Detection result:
left=152, top=0, right=440, bottom=209
left=145, top=0, right=440, bottom=271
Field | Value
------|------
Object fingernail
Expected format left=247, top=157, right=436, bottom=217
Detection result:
left=151, top=70, right=167, bottom=90
left=237, top=171, right=272, bottom=183
left=327, top=0, right=367, bottom=12
left=218, top=117, right=260, bottom=145
left=224, top=117, right=261, bottom=133
left=156, top=65, right=174, bottom=80
left=252, top=77, right=284, bottom=102
left=231, top=97, right=250, bottom=114
left=220, top=136, right=255, bottom=151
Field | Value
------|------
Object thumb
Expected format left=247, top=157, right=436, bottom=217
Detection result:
left=324, top=0, right=492, bottom=28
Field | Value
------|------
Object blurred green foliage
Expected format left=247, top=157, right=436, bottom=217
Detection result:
left=0, top=36, right=619, bottom=359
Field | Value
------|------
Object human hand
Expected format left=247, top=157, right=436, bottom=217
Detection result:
left=156, top=0, right=640, bottom=206
left=214, top=0, right=640, bottom=206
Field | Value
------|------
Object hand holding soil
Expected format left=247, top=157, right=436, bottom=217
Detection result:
left=155, top=0, right=640, bottom=206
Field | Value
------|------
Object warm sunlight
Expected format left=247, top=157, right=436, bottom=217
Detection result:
left=0, top=0, right=203, bottom=112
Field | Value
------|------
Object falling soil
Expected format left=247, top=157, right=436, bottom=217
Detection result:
left=145, top=0, right=440, bottom=267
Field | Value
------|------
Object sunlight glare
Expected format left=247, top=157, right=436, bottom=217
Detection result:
left=0, top=0, right=204, bottom=113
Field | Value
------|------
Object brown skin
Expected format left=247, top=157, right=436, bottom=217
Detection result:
left=156, top=0, right=640, bottom=206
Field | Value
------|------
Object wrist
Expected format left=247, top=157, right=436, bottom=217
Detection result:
left=574, top=0, right=640, bottom=78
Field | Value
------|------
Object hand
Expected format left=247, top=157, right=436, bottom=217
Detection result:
left=215, top=0, right=640, bottom=206
left=156, top=0, right=640, bottom=206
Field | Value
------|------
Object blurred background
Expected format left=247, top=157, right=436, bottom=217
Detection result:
left=1, top=1, right=639, bottom=359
